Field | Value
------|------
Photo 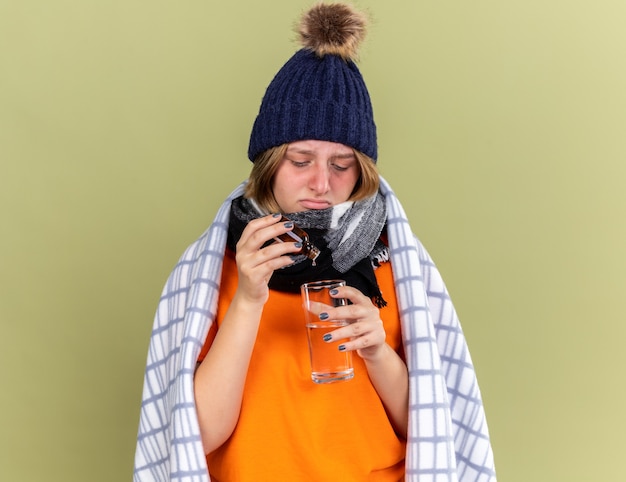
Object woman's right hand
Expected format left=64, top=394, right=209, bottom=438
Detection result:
left=195, top=213, right=302, bottom=453
left=234, top=213, right=302, bottom=305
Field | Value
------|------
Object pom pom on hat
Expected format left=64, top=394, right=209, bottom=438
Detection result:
left=297, top=2, right=368, bottom=61
left=248, top=2, right=378, bottom=162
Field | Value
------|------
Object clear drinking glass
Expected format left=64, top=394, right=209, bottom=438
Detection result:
left=301, top=280, right=354, bottom=384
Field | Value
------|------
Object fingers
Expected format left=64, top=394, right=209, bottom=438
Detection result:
left=318, top=286, right=387, bottom=356
left=236, top=214, right=302, bottom=269
left=236, top=214, right=298, bottom=253
left=324, top=318, right=385, bottom=352
left=234, top=214, right=303, bottom=303
left=323, top=285, right=377, bottom=324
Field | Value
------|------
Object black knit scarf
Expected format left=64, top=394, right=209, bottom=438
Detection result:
left=227, top=194, right=389, bottom=308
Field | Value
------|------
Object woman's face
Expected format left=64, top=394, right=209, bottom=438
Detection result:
left=271, top=140, right=361, bottom=213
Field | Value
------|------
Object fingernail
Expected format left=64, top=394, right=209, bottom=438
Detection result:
left=284, top=221, right=294, bottom=229
left=338, top=344, right=346, bottom=351
left=294, top=242, right=302, bottom=249
left=323, top=333, right=332, bottom=342
left=319, top=312, right=329, bottom=320
left=329, top=289, right=338, bottom=295
left=272, top=213, right=281, bottom=218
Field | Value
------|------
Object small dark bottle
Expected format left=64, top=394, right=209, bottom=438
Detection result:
left=275, top=216, right=321, bottom=265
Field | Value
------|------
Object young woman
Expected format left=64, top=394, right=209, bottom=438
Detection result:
left=195, top=139, right=408, bottom=479
left=134, top=4, right=496, bottom=481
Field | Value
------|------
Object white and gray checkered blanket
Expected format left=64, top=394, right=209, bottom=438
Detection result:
left=133, top=177, right=497, bottom=481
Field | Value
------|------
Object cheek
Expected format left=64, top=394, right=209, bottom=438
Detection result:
left=335, top=174, right=360, bottom=197
left=274, top=171, right=297, bottom=194
left=271, top=169, right=288, bottom=193
left=271, top=172, right=301, bottom=210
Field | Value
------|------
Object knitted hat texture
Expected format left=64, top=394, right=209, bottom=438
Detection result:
left=248, top=3, right=377, bottom=162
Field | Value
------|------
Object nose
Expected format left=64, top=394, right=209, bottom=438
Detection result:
left=308, top=163, right=330, bottom=194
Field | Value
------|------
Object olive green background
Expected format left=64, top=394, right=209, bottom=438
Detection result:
left=1, top=1, right=625, bottom=480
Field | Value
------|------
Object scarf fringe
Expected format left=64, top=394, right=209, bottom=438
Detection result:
left=373, top=294, right=387, bottom=308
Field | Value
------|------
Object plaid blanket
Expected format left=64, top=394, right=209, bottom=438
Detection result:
left=133, top=177, right=496, bottom=481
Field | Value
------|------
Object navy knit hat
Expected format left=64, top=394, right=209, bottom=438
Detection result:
left=248, top=3, right=377, bottom=162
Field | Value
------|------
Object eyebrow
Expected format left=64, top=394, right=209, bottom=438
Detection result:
left=286, top=148, right=356, bottom=160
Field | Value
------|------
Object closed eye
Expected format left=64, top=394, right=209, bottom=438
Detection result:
left=331, top=163, right=349, bottom=172
left=289, top=159, right=311, bottom=168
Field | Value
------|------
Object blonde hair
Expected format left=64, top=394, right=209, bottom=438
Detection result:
left=245, top=144, right=380, bottom=213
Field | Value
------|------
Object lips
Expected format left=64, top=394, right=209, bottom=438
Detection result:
left=300, top=199, right=331, bottom=210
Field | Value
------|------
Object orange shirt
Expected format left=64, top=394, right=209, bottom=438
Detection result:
left=198, top=249, right=406, bottom=481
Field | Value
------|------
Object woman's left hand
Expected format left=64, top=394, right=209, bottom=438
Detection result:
left=323, top=284, right=409, bottom=438
left=322, top=285, right=388, bottom=362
